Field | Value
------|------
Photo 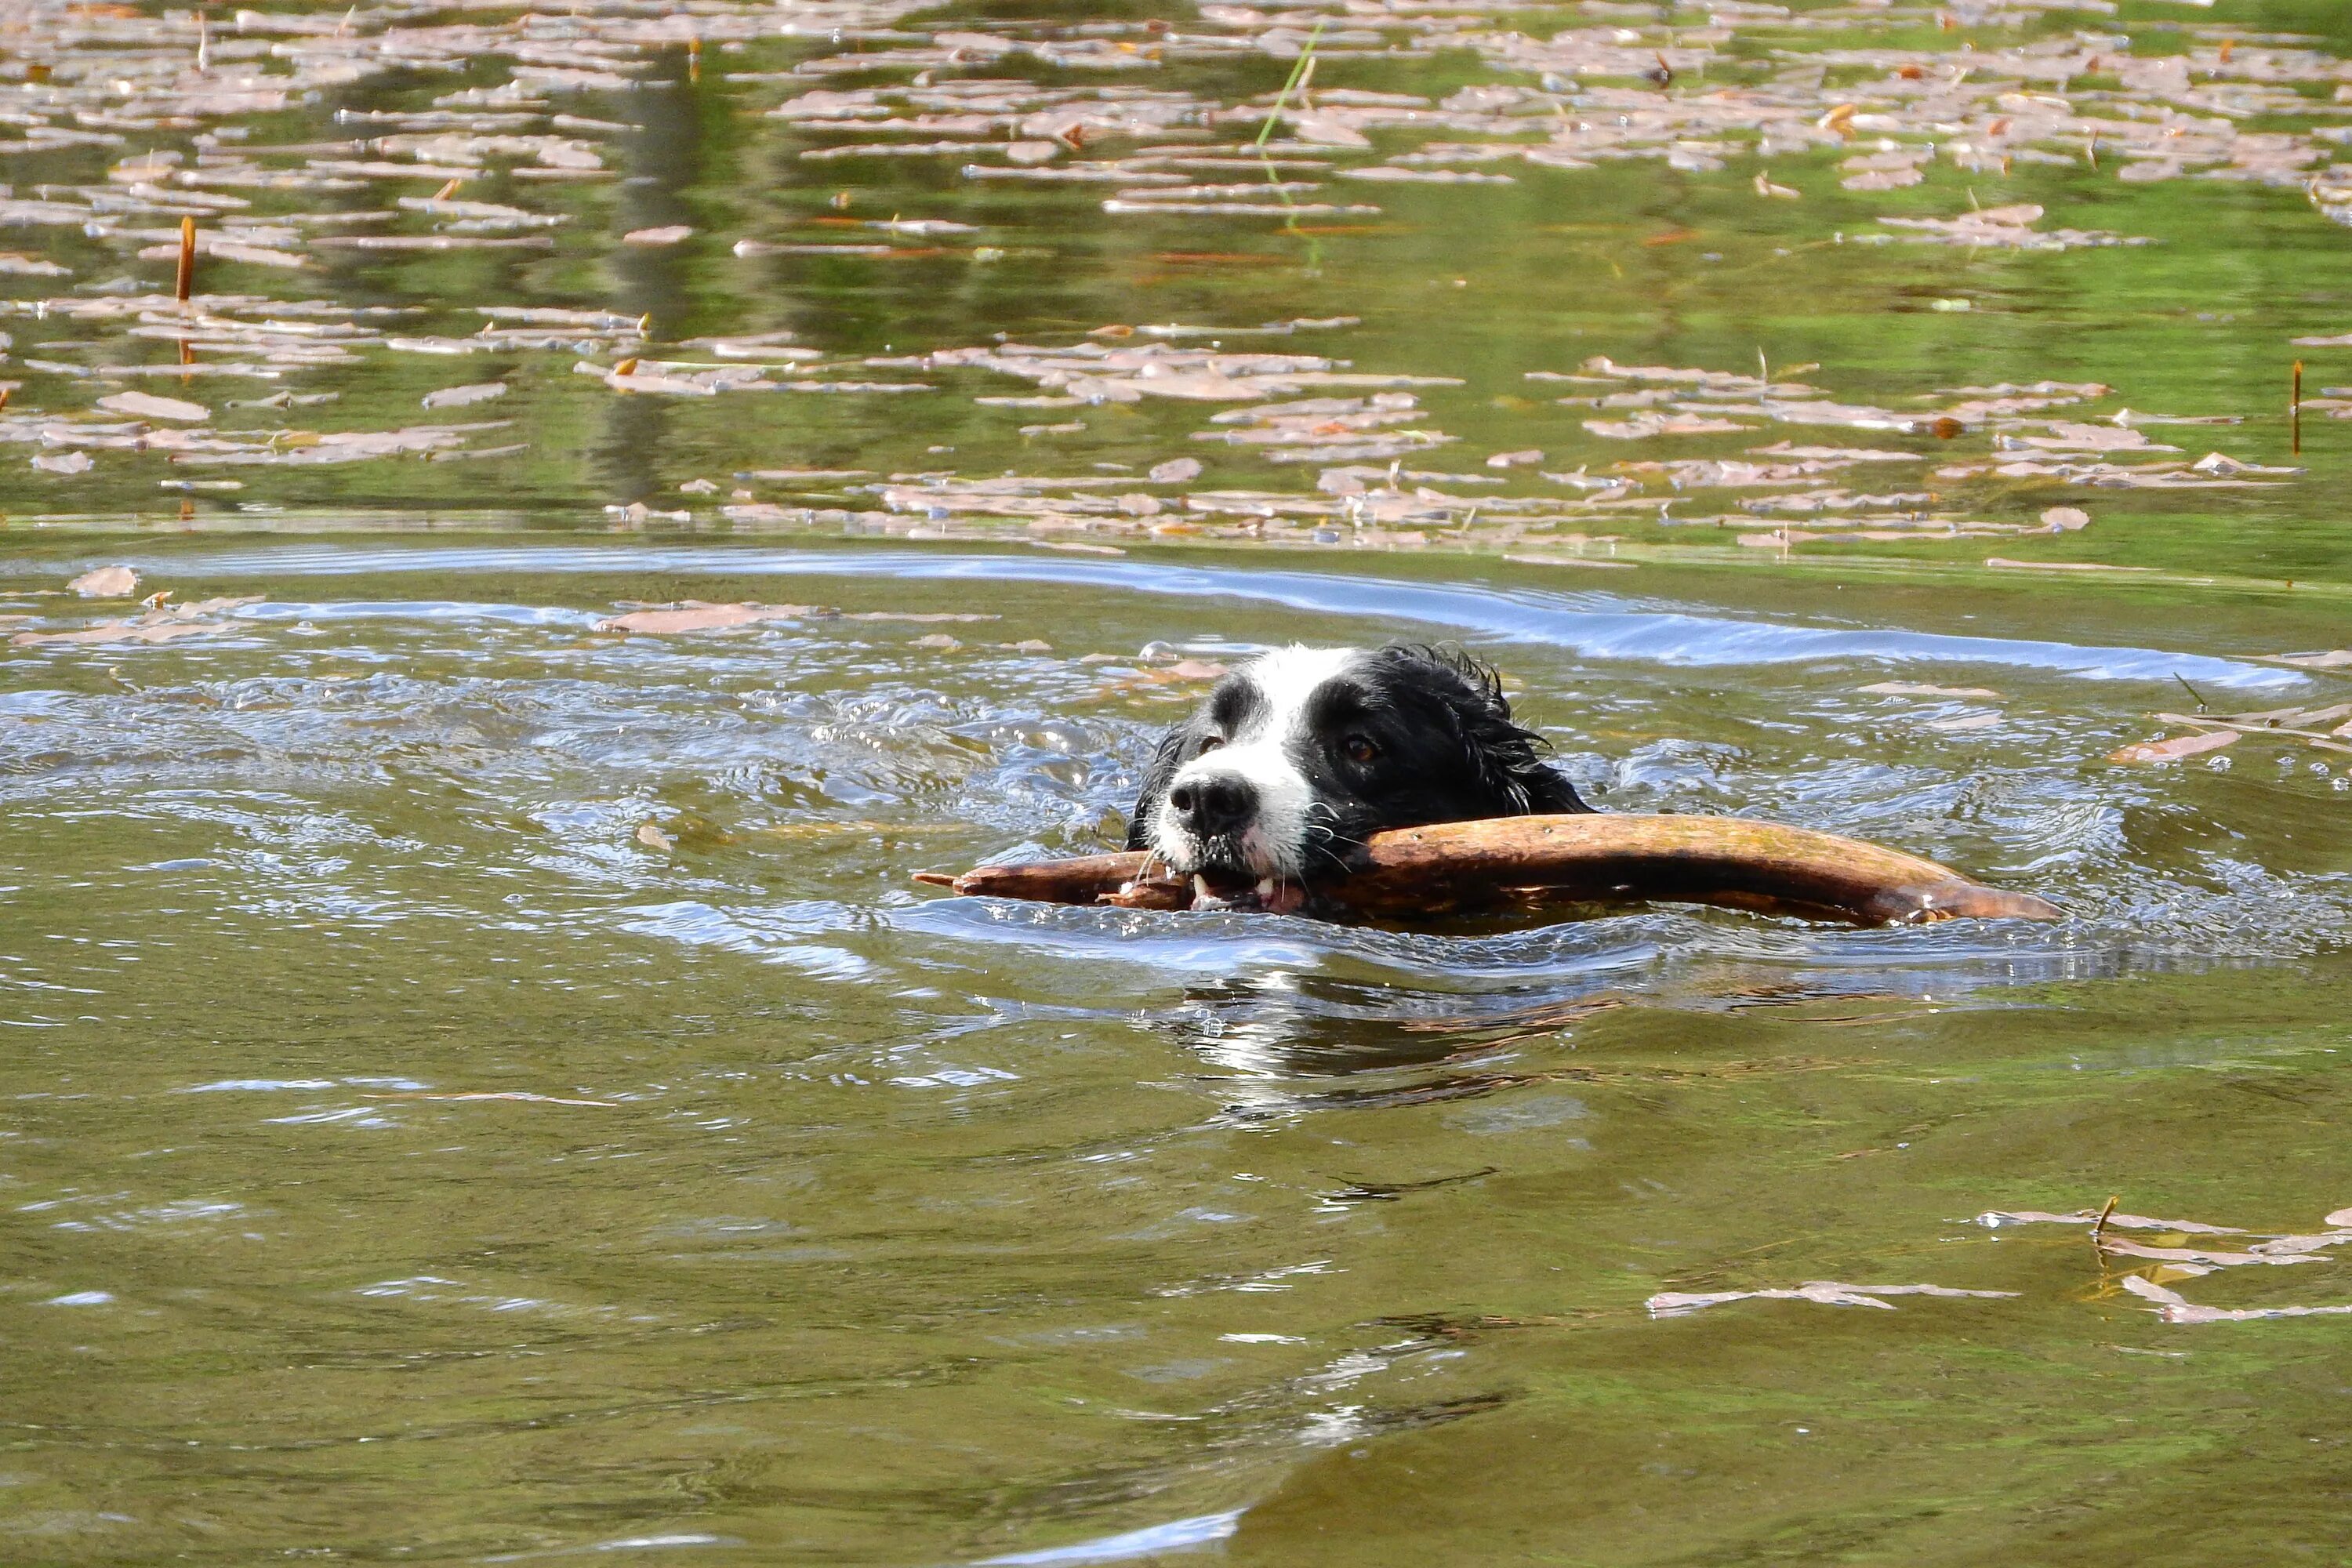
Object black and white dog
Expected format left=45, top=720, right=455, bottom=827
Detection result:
left=1127, top=644, right=1590, bottom=913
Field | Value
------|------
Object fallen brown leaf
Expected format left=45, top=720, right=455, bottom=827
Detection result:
left=67, top=564, right=139, bottom=598
left=2109, top=731, right=2238, bottom=764
left=94, top=390, right=210, bottom=423
left=597, top=601, right=815, bottom=633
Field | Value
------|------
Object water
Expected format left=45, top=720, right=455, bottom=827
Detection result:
left=8, top=0, right=2352, bottom=1563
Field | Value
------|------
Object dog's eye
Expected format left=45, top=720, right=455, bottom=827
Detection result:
left=1342, top=735, right=1379, bottom=764
left=1196, top=735, right=1224, bottom=756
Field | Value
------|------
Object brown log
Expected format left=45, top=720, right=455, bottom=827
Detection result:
left=924, top=814, right=2061, bottom=927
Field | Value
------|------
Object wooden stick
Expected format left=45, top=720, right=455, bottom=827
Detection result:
left=2292, top=359, right=2303, bottom=456
left=175, top=216, right=195, bottom=304
left=924, top=814, right=2062, bottom=927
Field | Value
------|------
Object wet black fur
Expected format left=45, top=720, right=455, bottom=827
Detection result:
left=1125, top=644, right=1591, bottom=873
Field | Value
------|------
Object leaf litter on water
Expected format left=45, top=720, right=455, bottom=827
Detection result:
left=0, top=0, right=2337, bottom=570
left=1646, top=1282, right=2018, bottom=1319
left=2113, top=701, right=2352, bottom=764
left=1976, top=1207, right=2352, bottom=1325
left=67, top=564, right=140, bottom=598
left=595, top=601, right=1000, bottom=633
left=12, top=596, right=261, bottom=648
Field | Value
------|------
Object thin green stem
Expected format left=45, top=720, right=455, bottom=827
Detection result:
left=1253, top=20, right=1325, bottom=149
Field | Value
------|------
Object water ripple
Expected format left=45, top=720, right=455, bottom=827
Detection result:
left=111, top=545, right=2302, bottom=688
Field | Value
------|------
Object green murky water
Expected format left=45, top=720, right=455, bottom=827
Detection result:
left=7, top=0, right=2352, bottom=1563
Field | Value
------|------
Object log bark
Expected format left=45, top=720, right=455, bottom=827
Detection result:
left=919, top=813, right=2060, bottom=927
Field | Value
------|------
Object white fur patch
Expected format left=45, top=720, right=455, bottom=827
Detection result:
left=1149, top=645, right=1363, bottom=880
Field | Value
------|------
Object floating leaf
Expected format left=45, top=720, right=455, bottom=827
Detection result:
left=1648, top=1282, right=2016, bottom=1319
left=11, top=595, right=259, bottom=648
left=134, top=237, right=306, bottom=270
left=420, top=382, right=509, bottom=408
left=2121, top=1275, right=2352, bottom=1326
left=2103, top=1237, right=2322, bottom=1268
left=1973, top=1208, right=2246, bottom=1234
left=95, top=390, right=210, bottom=423
left=597, top=601, right=816, bottom=634
left=1987, top=558, right=2154, bottom=575
left=14, top=619, right=221, bottom=647
left=1584, top=412, right=1752, bottom=440
left=67, top=564, right=140, bottom=597
left=2109, top=731, right=2239, bottom=764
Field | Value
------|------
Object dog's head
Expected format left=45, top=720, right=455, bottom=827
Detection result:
left=1126, top=644, right=1588, bottom=911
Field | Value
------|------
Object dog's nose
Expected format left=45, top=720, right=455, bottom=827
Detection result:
left=1167, top=774, right=1256, bottom=837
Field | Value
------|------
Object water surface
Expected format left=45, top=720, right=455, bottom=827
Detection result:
left=7, top=0, right=2352, bottom=1563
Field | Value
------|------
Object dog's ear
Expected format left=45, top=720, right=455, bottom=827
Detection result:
left=1125, top=723, right=1197, bottom=850
left=1512, top=757, right=1592, bottom=815
left=1407, top=644, right=1595, bottom=816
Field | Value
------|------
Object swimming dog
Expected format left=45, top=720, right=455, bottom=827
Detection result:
left=1127, top=644, right=1590, bottom=913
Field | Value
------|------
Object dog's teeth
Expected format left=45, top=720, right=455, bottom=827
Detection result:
left=1256, top=878, right=1275, bottom=898
left=1193, top=875, right=1213, bottom=902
